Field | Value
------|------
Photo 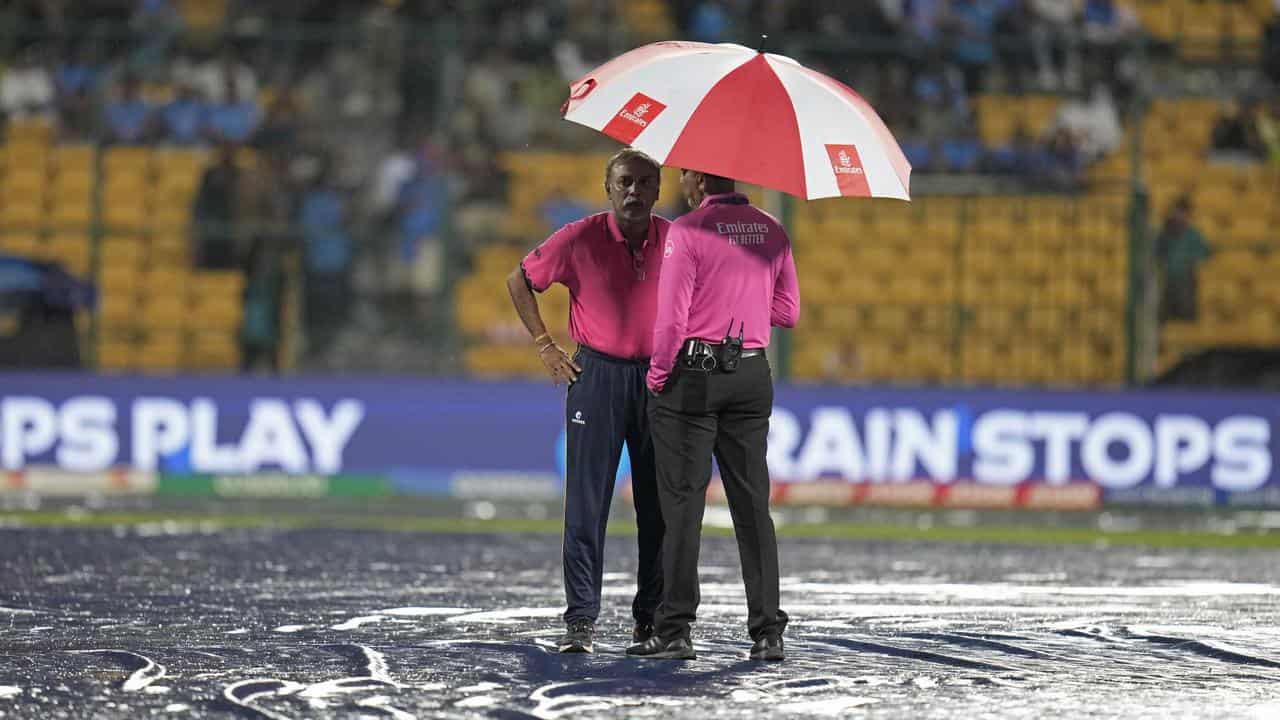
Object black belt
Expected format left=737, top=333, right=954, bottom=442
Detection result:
left=679, top=339, right=763, bottom=371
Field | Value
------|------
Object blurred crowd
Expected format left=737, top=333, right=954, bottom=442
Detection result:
left=0, top=0, right=1277, bottom=370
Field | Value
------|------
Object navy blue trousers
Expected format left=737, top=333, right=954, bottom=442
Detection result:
left=562, top=345, right=664, bottom=626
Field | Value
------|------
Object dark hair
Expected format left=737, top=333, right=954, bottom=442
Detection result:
left=604, top=147, right=662, bottom=184
left=701, top=172, right=735, bottom=193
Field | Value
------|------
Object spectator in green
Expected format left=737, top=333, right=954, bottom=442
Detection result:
left=1154, top=196, right=1212, bottom=323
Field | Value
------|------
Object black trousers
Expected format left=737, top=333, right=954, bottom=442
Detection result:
left=563, top=346, right=664, bottom=626
left=647, top=354, right=788, bottom=642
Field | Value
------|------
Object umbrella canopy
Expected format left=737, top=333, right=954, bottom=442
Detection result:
left=561, top=41, right=911, bottom=201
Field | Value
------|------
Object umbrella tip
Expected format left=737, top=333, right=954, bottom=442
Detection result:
left=758, top=34, right=768, bottom=53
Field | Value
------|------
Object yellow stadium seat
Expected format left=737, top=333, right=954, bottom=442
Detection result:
left=143, top=268, right=190, bottom=298
left=101, top=172, right=149, bottom=201
left=0, top=232, right=40, bottom=257
left=190, top=298, right=243, bottom=332
left=150, top=204, right=193, bottom=233
left=0, top=203, right=43, bottom=230
left=135, top=335, right=183, bottom=373
left=102, top=201, right=147, bottom=233
left=186, top=332, right=241, bottom=370
left=99, top=293, right=141, bottom=333
left=48, top=199, right=92, bottom=230
left=150, top=235, right=190, bottom=266
left=103, top=147, right=152, bottom=177
left=51, top=168, right=95, bottom=199
left=192, top=270, right=245, bottom=299
left=6, top=120, right=53, bottom=146
left=152, top=148, right=208, bottom=177
left=46, top=234, right=91, bottom=276
left=142, top=298, right=187, bottom=331
left=4, top=166, right=47, bottom=197
left=99, top=266, right=139, bottom=297
left=52, top=145, right=95, bottom=174
left=4, top=144, right=48, bottom=175
left=101, top=237, right=147, bottom=270
left=97, top=340, right=135, bottom=371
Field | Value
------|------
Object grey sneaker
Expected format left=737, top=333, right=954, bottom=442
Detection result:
left=558, top=620, right=594, bottom=653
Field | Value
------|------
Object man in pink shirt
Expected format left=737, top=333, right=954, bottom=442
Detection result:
left=627, top=170, right=798, bottom=662
left=505, top=148, right=670, bottom=654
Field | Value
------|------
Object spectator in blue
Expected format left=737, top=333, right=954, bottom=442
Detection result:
left=538, top=188, right=593, bottom=233
left=103, top=74, right=152, bottom=144
left=1039, top=126, right=1084, bottom=191
left=988, top=123, right=1043, bottom=177
left=395, top=149, right=449, bottom=303
left=299, top=163, right=352, bottom=357
left=912, top=52, right=969, bottom=138
left=205, top=76, right=259, bottom=145
left=689, top=1, right=730, bottom=43
left=946, top=0, right=999, bottom=93
left=942, top=125, right=984, bottom=173
left=131, top=0, right=182, bottom=74
left=54, top=42, right=100, bottom=140
left=160, top=83, right=205, bottom=145
left=904, top=0, right=946, bottom=51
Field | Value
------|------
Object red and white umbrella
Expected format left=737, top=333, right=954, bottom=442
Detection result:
left=561, top=41, right=911, bottom=201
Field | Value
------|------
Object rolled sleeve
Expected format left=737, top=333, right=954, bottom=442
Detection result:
left=647, top=225, right=697, bottom=393
left=770, top=241, right=800, bottom=328
left=521, top=223, right=576, bottom=292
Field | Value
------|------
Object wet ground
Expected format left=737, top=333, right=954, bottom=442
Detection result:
left=2, top=526, right=1279, bottom=719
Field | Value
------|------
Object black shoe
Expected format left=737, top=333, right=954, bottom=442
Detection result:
left=750, top=634, right=784, bottom=661
left=558, top=620, right=594, bottom=653
left=632, top=623, right=654, bottom=643
left=626, top=635, right=696, bottom=659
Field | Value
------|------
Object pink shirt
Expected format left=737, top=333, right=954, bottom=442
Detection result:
left=522, top=211, right=671, bottom=359
left=647, top=193, right=800, bottom=392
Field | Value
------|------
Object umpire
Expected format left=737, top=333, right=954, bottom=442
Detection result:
left=505, top=148, right=669, bottom=653
left=627, top=169, right=799, bottom=662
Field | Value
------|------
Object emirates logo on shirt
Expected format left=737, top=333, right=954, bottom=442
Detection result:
left=603, top=93, right=667, bottom=144
left=825, top=144, right=870, bottom=197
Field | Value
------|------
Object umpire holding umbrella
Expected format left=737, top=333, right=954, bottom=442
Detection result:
left=628, top=169, right=799, bottom=661
left=506, top=148, right=669, bottom=653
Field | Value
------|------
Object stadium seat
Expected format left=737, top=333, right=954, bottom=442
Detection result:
left=99, top=293, right=141, bottom=333
left=47, top=199, right=93, bottom=231
left=186, top=333, right=241, bottom=370
left=101, top=236, right=147, bottom=269
left=52, top=145, right=95, bottom=174
left=97, top=340, right=135, bottom=371
left=46, top=234, right=91, bottom=277
left=0, top=203, right=43, bottom=231
left=135, top=333, right=184, bottom=373
left=102, top=201, right=148, bottom=233
left=99, top=265, right=139, bottom=298
left=103, top=147, right=152, bottom=177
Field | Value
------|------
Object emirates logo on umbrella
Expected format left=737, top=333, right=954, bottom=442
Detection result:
left=825, top=144, right=870, bottom=197
left=603, top=93, right=667, bottom=144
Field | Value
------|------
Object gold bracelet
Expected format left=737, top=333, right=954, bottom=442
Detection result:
left=537, top=341, right=556, bottom=354
left=532, top=332, right=551, bottom=345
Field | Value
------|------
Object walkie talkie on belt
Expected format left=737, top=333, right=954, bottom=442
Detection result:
left=719, top=319, right=744, bottom=373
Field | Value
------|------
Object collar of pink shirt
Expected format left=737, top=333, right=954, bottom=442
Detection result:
left=697, top=192, right=750, bottom=209
left=605, top=211, right=660, bottom=248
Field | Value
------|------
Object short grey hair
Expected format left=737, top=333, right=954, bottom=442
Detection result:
left=604, top=147, right=662, bottom=185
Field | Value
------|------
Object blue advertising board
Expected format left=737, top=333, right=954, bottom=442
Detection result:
left=0, top=373, right=1276, bottom=507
